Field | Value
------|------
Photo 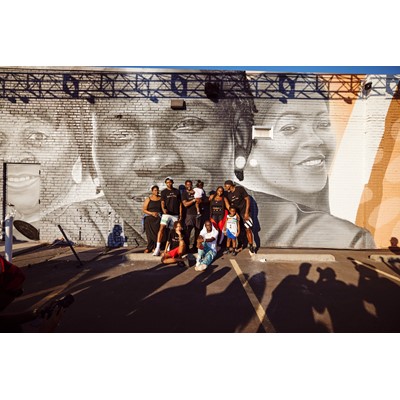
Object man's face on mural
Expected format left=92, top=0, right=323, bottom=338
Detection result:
left=92, top=99, right=235, bottom=231
left=0, top=104, right=80, bottom=220
left=248, top=98, right=335, bottom=197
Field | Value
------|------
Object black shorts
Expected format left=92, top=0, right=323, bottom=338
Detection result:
left=185, top=214, right=202, bottom=229
left=240, top=214, right=253, bottom=229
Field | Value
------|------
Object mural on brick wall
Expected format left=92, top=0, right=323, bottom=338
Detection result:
left=0, top=69, right=399, bottom=248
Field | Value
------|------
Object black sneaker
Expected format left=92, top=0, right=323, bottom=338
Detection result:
left=248, top=245, right=256, bottom=255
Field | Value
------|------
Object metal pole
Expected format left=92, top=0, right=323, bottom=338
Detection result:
left=57, top=224, right=83, bottom=267
left=4, top=214, right=13, bottom=262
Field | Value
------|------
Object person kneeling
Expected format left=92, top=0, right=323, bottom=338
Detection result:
left=195, top=220, right=219, bottom=272
left=161, top=221, right=188, bottom=267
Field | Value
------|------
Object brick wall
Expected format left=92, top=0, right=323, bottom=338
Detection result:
left=0, top=67, right=399, bottom=248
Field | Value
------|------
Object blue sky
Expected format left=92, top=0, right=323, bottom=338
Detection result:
left=126, top=66, right=400, bottom=74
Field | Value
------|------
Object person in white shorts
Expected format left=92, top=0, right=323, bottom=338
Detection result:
left=153, top=177, right=182, bottom=256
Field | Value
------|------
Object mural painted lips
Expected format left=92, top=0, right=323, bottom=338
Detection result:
left=297, top=156, right=326, bottom=167
left=7, top=174, right=39, bottom=191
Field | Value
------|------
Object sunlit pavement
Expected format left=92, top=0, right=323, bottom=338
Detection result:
left=3, top=242, right=400, bottom=333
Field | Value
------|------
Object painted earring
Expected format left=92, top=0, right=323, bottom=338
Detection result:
left=249, top=158, right=258, bottom=167
left=71, top=156, right=83, bottom=184
left=234, top=147, right=247, bottom=181
left=235, top=156, right=246, bottom=170
left=93, top=176, right=100, bottom=187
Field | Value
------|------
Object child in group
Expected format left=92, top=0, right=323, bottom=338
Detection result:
left=193, top=180, right=205, bottom=218
left=223, top=206, right=240, bottom=255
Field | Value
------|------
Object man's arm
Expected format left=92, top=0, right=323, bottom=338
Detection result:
left=224, top=196, right=230, bottom=210
left=182, top=193, right=196, bottom=208
left=244, top=196, right=251, bottom=220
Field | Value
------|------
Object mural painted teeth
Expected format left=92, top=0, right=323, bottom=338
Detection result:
left=9, top=176, right=34, bottom=182
left=299, top=158, right=324, bottom=166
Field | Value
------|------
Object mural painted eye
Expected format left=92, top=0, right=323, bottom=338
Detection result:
left=172, top=117, right=205, bottom=132
left=109, top=129, right=138, bottom=144
left=280, top=125, right=297, bottom=135
left=27, top=131, right=48, bottom=146
left=316, top=120, right=331, bottom=129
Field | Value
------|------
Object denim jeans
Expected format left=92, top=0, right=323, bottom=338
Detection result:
left=197, top=242, right=217, bottom=266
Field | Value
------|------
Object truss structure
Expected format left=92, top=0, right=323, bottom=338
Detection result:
left=0, top=70, right=398, bottom=103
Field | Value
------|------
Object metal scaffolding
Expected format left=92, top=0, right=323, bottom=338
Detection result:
left=0, top=69, right=398, bottom=103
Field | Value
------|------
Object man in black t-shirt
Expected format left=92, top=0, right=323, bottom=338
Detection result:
left=182, top=179, right=202, bottom=251
left=153, top=177, right=182, bottom=256
left=224, top=179, right=256, bottom=254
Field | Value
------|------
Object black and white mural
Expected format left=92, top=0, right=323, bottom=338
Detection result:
left=1, top=68, right=399, bottom=248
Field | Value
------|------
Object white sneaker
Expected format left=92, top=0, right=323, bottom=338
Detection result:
left=195, top=264, right=207, bottom=272
left=152, top=249, right=161, bottom=256
left=195, top=257, right=201, bottom=267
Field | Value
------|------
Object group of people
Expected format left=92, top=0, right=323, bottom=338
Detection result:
left=142, top=177, right=257, bottom=271
left=0, top=72, right=377, bottom=251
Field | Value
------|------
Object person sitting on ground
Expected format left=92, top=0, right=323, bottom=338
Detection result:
left=195, top=220, right=219, bottom=272
left=161, top=221, right=188, bottom=267
left=223, top=206, right=240, bottom=256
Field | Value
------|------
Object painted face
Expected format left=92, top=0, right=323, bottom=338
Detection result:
left=249, top=99, right=335, bottom=197
left=92, top=98, right=235, bottom=233
left=0, top=105, right=80, bottom=220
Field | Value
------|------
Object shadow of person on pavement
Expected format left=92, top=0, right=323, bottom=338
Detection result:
left=377, top=255, right=400, bottom=277
left=57, top=262, right=188, bottom=332
left=125, top=265, right=266, bottom=332
left=350, top=258, right=400, bottom=332
left=266, top=263, right=328, bottom=333
left=315, top=266, right=378, bottom=332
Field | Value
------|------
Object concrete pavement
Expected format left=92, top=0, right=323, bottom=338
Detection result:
left=2, top=240, right=400, bottom=332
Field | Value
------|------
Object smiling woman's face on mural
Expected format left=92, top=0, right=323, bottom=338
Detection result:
left=0, top=102, right=81, bottom=220
left=247, top=98, right=335, bottom=200
left=92, top=98, right=237, bottom=230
